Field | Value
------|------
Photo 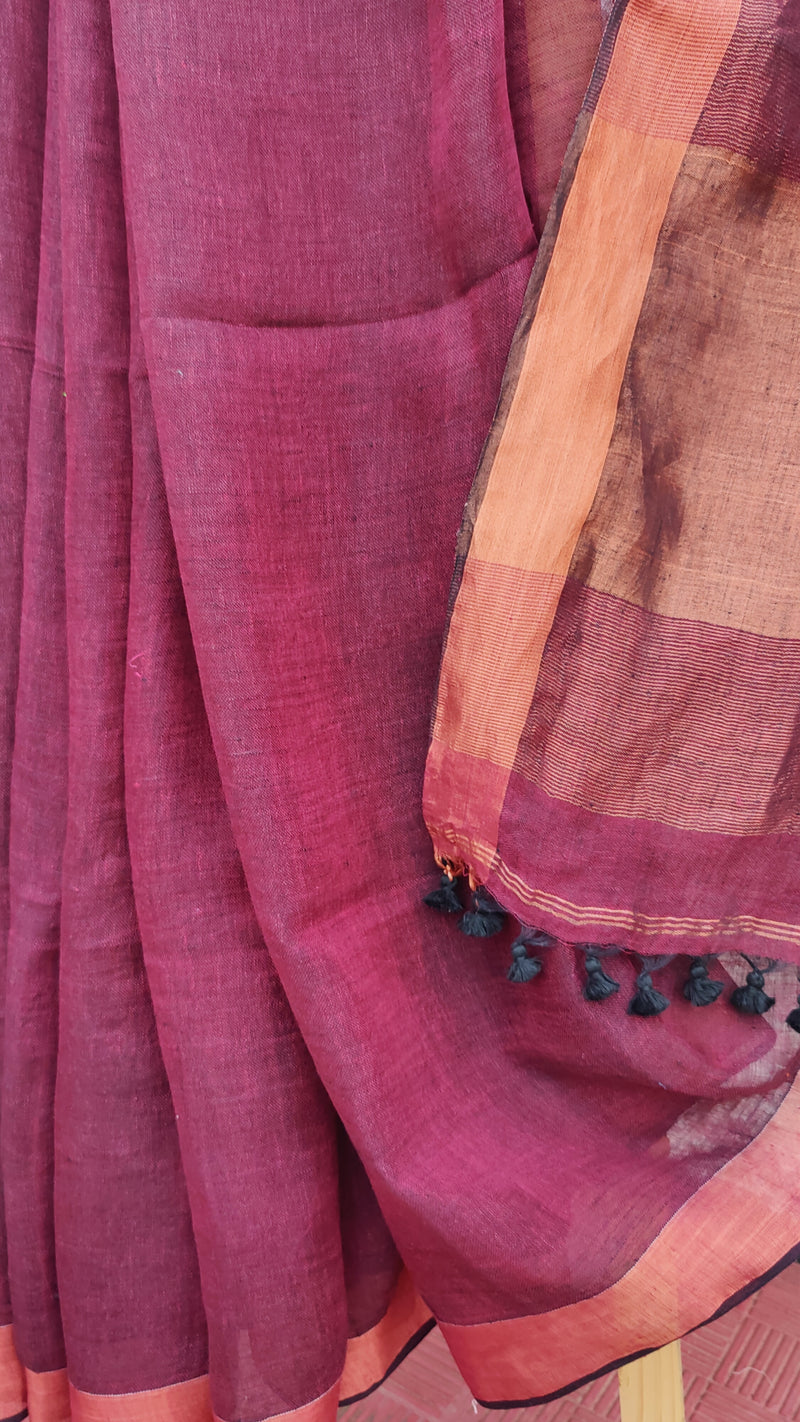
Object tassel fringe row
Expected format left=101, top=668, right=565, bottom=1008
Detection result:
left=423, top=865, right=795, bottom=1027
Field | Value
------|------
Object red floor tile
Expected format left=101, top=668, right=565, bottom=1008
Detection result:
left=346, top=1269, right=800, bottom=1420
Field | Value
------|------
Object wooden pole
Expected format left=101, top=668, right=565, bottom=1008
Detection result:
left=618, top=1341, right=686, bottom=1422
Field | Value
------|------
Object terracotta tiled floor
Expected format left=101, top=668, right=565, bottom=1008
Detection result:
left=345, top=1268, right=800, bottom=1421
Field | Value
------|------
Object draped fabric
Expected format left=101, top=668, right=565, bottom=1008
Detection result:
left=1, top=3, right=799, bottom=1422
left=425, top=0, right=800, bottom=963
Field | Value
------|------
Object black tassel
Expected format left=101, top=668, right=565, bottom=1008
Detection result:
left=683, top=958, right=724, bottom=1007
left=460, top=887, right=506, bottom=939
left=507, top=928, right=555, bottom=984
left=580, top=946, right=620, bottom=1002
left=507, top=942, right=542, bottom=983
left=731, top=962, right=775, bottom=1016
left=423, top=872, right=463, bottom=914
left=628, top=957, right=671, bottom=1016
left=786, top=996, right=800, bottom=1033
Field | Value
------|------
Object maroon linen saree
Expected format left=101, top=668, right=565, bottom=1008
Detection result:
left=1, top=2, right=799, bottom=1421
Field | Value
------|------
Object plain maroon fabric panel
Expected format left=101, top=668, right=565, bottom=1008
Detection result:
left=111, top=1, right=533, bottom=329
left=336, top=1129, right=405, bottom=1342
left=52, top=0, right=207, bottom=1392
left=0, top=0, right=49, bottom=1334
left=503, top=0, right=605, bottom=234
left=3, top=7, right=67, bottom=1372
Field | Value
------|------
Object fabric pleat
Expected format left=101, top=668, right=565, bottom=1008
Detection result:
left=0, top=0, right=51, bottom=1358
left=53, top=0, right=209, bottom=1393
left=4, top=0, right=66, bottom=1376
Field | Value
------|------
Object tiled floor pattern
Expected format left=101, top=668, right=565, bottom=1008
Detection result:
left=344, top=1268, right=800, bottom=1421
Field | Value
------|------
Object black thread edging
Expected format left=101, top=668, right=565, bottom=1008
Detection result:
left=474, top=1242, right=800, bottom=1410
left=338, top=1317, right=436, bottom=1408
left=2, top=1410, right=28, bottom=1422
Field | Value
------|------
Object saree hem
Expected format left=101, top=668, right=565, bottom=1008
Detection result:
left=337, top=1318, right=436, bottom=1408
left=438, top=1068, right=800, bottom=1401
left=471, top=1245, right=800, bottom=1410
left=5, top=1271, right=431, bottom=1422
left=338, top=1267, right=432, bottom=1402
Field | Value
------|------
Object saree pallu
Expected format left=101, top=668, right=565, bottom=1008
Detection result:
left=1, top=2, right=799, bottom=1421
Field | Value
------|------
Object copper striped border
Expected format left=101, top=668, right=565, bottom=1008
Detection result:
left=424, top=794, right=800, bottom=952
left=434, top=816, right=800, bottom=952
left=425, top=0, right=743, bottom=871
left=494, top=858, right=800, bottom=951
left=439, top=1067, right=800, bottom=1403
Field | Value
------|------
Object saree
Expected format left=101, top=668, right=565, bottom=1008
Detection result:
left=1, top=0, right=799, bottom=1419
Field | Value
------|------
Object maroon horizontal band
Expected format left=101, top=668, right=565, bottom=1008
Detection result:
left=493, top=777, right=800, bottom=957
